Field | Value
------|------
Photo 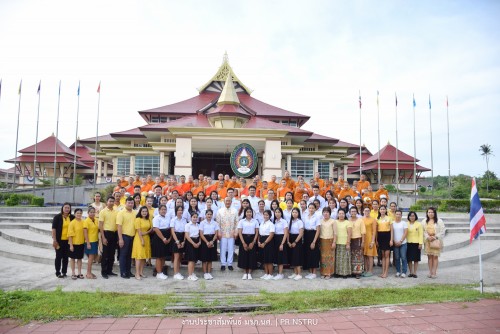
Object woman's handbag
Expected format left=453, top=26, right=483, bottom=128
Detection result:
left=430, top=239, right=441, bottom=250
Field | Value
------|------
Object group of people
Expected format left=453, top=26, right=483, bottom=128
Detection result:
left=51, top=171, right=445, bottom=281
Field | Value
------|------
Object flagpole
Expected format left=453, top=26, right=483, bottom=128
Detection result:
left=33, top=81, right=41, bottom=195
left=446, top=96, right=451, bottom=198
left=93, top=81, right=101, bottom=193
left=395, top=93, right=400, bottom=205
left=72, top=81, right=80, bottom=204
left=359, top=91, right=362, bottom=180
left=478, top=234, right=483, bottom=293
left=52, top=81, right=61, bottom=204
left=13, top=80, right=22, bottom=190
left=428, top=94, right=434, bottom=203
left=412, top=94, right=417, bottom=205
left=377, top=91, right=381, bottom=185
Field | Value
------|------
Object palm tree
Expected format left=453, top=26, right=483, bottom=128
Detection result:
left=479, top=144, right=493, bottom=192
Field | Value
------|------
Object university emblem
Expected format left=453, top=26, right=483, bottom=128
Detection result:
left=230, top=143, right=258, bottom=178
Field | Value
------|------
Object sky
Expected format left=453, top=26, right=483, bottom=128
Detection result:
left=0, top=0, right=499, bottom=178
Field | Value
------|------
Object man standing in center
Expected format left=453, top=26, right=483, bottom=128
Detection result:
left=216, top=197, right=239, bottom=271
left=117, top=196, right=136, bottom=279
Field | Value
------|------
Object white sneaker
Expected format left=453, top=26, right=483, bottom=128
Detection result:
left=294, top=274, right=303, bottom=280
left=288, top=273, right=297, bottom=279
left=247, top=273, right=253, bottom=280
left=273, top=274, right=284, bottom=280
left=395, top=272, right=401, bottom=277
left=203, top=273, right=210, bottom=280
left=156, top=272, right=168, bottom=280
left=260, top=274, right=268, bottom=279
left=187, top=274, right=198, bottom=281
left=173, top=273, right=184, bottom=280
left=208, top=273, right=214, bottom=279
left=263, top=274, right=272, bottom=280
left=307, top=273, right=317, bottom=279
left=401, top=273, right=406, bottom=278
left=242, top=274, right=248, bottom=280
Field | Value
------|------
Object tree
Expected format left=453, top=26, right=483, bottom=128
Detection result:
left=479, top=144, right=494, bottom=192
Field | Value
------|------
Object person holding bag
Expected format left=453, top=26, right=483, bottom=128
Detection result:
left=422, top=207, right=445, bottom=279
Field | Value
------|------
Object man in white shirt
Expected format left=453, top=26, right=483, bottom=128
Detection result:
left=247, top=185, right=260, bottom=211
left=308, top=185, right=326, bottom=209
left=264, top=189, right=276, bottom=210
left=226, top=188, right=241, bottom=211
left=216, top=197, right=239, bottom=271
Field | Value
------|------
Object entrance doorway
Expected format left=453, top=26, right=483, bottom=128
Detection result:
left=192, top=152, right=232, bottom=179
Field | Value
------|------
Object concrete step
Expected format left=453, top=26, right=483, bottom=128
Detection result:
left=446, top=227, right=500, bottom=234
left=0, top=217, right=53, bottom=224
left=0, top=206, right=87, bottom=212
left=0, top=229, right=53, bottom=249
left=0, top=212, right=59, bottom=218
left=441, top=233, right=500, bottom=252
left=0, top=234, right=55, bottom=265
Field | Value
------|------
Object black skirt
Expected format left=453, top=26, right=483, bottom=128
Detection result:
left=171, top=232, right=185, bottom=254
left=237, top=234, right=257, bottom=270
left=184, top=237, right=200, bottom=262
left=378, top=231, right=391, bottom=251
left=69, top=244, right=84, bottom=260
left=303, top=229, right=320, bottom=269
left=288, top=233, right=303, bottom=267
left=407, top=243, right=421, bottom=262
left=259, top=235, right=275, bottom=264
left=274, top=234, right=288, bottom=265
left=200, top=234, right=218, bottom=262
left=151, top=229, right=172, bottom=258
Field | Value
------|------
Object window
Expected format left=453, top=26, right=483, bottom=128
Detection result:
left=289, top=120, right=297, bottom=127
left=116, top=157, right=130, bottom=176
left=135, top=156, right=160, bottom=176
left=290, top=159, right=313, bottom=178
left=133, top=143, right=152, bottom=148
left=318, top=162, right=330, bottom=179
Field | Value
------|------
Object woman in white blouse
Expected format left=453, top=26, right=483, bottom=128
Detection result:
left=199, top=209, right=219, bottom=280
left=237, top=208, right=259, bottom=280
left=302, top=203, right=321, bottom=279
left=287, top=208, right=305, bottom=281
left=151, top=204, right=171, bottom=280
left=258, top=210, right=275, bottom=280
left=272, top=207, right=289, bottom=280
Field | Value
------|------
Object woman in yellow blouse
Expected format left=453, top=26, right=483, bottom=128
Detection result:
left=319, top=207, right=336, bottom=279
left=334, top=208, right=352, bottom=278
left=68, top=208, right=85, bottom=280
left=422, top=207, right=445, bottom=279
left=349, top=207, right=365, bottom=279
left=132, top=206, right=153, bottom=280
left=406, top=211, right=423, bottom=278
left=83, top=206, right=99, bottom=279
left=377, top=205, right=392, bottom=278
left=361, top=207, right=377, bottom=277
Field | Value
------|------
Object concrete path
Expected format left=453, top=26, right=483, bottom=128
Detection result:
left=1, top=299, right=499, bottom=333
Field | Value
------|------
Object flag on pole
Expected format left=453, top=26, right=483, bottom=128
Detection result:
left=470, top=177, right=487, bottom=243
left=413, top=94, right=416, bottom=107
left=358, top=91, right=362, bottom=108
left=446, top=95, right=449, bottom=107
left=77, top=81, right=80, bottom=96
left=37, top=81, right=41, bottom=94
left=428, top=94, right=431, bottom=109
left=395, top=93, right=398, bottom=107
left=97, top=81, right=101, bottom=93
left=18, top=80, right=22, bottom=95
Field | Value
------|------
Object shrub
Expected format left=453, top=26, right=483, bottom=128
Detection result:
left=5, top=194, right=19, bottom=206
left=31, top=196, right=44, bottom=207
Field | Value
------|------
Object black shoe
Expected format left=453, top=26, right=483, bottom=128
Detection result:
left=102, top=274, right=109, bottom=279
left=221, top=266, right=226, bottom=271
left=62, top=274, right=67, bottom=278
left=228, top=266, right=234, bottom=271
left=162, top=265, right=168, bottom=276
left=121, top=274, right=130, bottom=279
left=108, top=272, right=118, bottom=276
left=153, top=269, right=157, bottom=277
left=127, top=272, right=133, bottom=277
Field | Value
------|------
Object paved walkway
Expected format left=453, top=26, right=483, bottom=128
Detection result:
left=1, top=299, right=499, bottom=334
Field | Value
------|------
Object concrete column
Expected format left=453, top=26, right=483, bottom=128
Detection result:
left=286, top=154, right=292, bottom=174
left=262, top=139, right=282, bottom=181
left=165, top=153, right=170, bottom=175
left=343, top=165, right=348, bottom=180
left=97, top=159, right=102, bottom=184
left=159, top=152, right=165, bottom=174
left=129, top=155, right=136, bottom=176
left=313, top=159, right=319, bottom=174
left=329, top=162, right=334, bottom=178
left=112, top=158, right=117, bottom=181
left=174, top=137, right=192, bottom=176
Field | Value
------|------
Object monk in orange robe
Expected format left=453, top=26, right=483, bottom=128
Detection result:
left=357, top=174, right=371, bottom=193
left=267, top=175, right=279, bottom=192
left=276, top=179, right=292, bottom=201
left=283, top=171, right=296, bottom=191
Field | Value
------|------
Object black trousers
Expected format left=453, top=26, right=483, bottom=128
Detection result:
left=55, top=240, right=69, bottom=275
left=101, top=231, right=118, bottom=274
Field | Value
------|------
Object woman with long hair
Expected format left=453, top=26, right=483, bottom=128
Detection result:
left=377, top=205, right=392, bottom=278
left=361, top=207, right=377, bottom=277
left=68, top=208, right=85, bottom=280
left=287, top=208, right=304, bottom=281
left=170, top=205, right=187, bottom=280
left=132, top=206, right=152, bottom=280
left=83, top=206, right=99, bottom=279
left=302, top=203, right=321, bottom=279
left=391, top=210, right=408, bottom=278
left=238, top=199, right=252, bottom=220
left=199, top=209, right=219, bottom=280
left=237, top=207, right=259, bottom=280
left=334, top=208, right=352, bottom=279
left=258, top=210, right=275, bottom=280
left=272, top=207, right=289, bottom=280
left=184, top=212, right=201, bottom=281
left=423, top=207, right=445, bottom=279
left=349, top=206, right=365, bottom=279
left=319, top=206, right=335, bottom=279
left=406, top=211, right=423, bottom=278
left=51, top=203, right=74, bottom=278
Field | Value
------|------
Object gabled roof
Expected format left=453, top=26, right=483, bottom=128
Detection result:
left=305, top=133, right=339, bottom=144
left=138, top=93, right=218, bottom=119
left=354, top=162, right=431, bottom=172
left=347, top=151, right=374, bottom=174
left=19, top=135, right=77, bottom=156
left=238, top=94, right=309, bottom=119
left=363, top=143, right=418, bottom=163
left=243, top=117, right=312, bottom=136
left=139, top=115, right=211, bottom=132
left=334, top=140, right=362, bottom=149
left=110, top=127, right=146, bottom=139
left=79, top=134, right=115, bottom=144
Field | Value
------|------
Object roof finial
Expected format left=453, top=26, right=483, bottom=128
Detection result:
left=217, top=72, right=240, bottom=105
left=223, top=51, right=229, bottom=64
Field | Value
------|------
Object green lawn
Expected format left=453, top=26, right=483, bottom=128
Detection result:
left=1, top=285, right=498, bottom=322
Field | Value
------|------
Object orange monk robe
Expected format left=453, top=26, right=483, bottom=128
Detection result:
left=338, top=189, right=352, bottom=200
left=357, top=180, right=370, bottom=193
left=260, top=189, right=270, bottom=200
left=314, top=178, right=325, bottom=189
left=284, top=177, right=296, bottom=191
left=162, top=185, right=174, bottom=196
left=119, top=180, right=129, bottom=188
left=125, top=185, right=135, bottom=194
left=159, top=181, right=167, bottom=188
left=293, top=187, right=309, bottom=203
left=172, top=185, right=185, bottom=196
left=205, top=184, right=217, bottom=196
left=320, top=185, right=334, bottom=197
left=147, top=179, right=155, bottom=186
left=277, top=187, right=292, bottom=200
left=180, top=182, right=192, bottom=194
left=255, top=181, right=263, bottom=190
left=132, top=180, right=142, bottom=186
left=374, top=189, right=389, bottom=202
left=191, top=186, right=204, bottom=196
left=217, top=187, right=228, bottom=200
left=267, top=181, right=279, bottom=192
left=240, top=187, right=249, bottom=197
left=363, top=191, right=374, bottom=201
left=140, top=184, right=152, bottom=193
left=227, top=181, right=241, bottom=189
left=224, top=180, right=230, bottom=188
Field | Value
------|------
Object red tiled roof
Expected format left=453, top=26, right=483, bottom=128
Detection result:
left=110, top=127, right=146, bottom=139
left=206, top=104, right=251, bottom=119
left=347, top=151, right=374, bottom=173
left=19, top=135, right=77, bottom=156
left=79, top=134, right=115, bottom=144
left=138, top=93, right=219, bottom=116
left=139, top=115, right=211, bottom=132
left=305, top=133, right=339, bottom=144
left=363, top=144, right=418, bottom=164
left=69, top=146, right=95, bottom=163
left=242, top=117, right=313, bottom=136
left=353, top=162, right=431, bottom=172
left=238, top=94, right=309, bottom=119
left=335, top=140, right=362, bottom=149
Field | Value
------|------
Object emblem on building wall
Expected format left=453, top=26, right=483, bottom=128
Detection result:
left=230, top=143, right=258, bottom=178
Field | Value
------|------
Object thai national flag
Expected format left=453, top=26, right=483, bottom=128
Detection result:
left=470, top=177, right=486, bottom=243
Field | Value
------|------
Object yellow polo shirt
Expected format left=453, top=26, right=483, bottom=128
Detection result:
left=117, top=209, right=137, bottom=237
left=61, top=216, right=70, bottom=240
left=68, top=219, right=84, bottom=245
left=99, top=207, right=118, bottom=232
left=83, top=217, right=99, bottom=243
